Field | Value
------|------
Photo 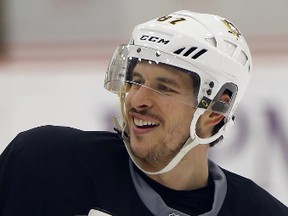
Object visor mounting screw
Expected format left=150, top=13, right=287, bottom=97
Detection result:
left=156, top=50, right=161, bottom=57
left=209, top=81, right=214, bottom=88
left=206, top=89, right=212, bottom=95
left=137, top=48, right=141, bottom=53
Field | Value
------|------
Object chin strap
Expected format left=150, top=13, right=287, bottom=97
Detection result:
left=112, top=116, right=201, bottom=175
left=189, top=108, right=234, bottom=144
left=113, top=116, right=201, bottom=175
left=113, top=106, right=234, bottom=175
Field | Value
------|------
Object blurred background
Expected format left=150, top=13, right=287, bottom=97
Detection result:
left=0, top=0, right=287, bottom=205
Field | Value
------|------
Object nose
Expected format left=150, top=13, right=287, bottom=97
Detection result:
left=129, top=85, right=155, bottom=110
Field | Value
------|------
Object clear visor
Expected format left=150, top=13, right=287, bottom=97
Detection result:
left=104, top=44, right=233, bottom=114
left=105, top=45, right=207, bottom=107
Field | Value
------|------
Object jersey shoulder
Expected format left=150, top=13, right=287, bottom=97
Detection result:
left=219, top=168, right=288, bottom=215
left=0, top=126, right=136, bottom=215
left=1, top=125, right=127, bottom=178
left=10, top=125, right=123, bottom=157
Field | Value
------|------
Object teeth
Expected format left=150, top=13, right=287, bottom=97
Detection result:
left=134, top=118, right=159, bottom=127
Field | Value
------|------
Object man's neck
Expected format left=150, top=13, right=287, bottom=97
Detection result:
left=147, top=145, right=209, bottom=190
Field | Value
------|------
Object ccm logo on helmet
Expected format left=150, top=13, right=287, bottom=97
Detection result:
left=140, top=35, right=170, bottom=45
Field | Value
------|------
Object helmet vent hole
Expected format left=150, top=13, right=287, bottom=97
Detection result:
left=173, top=47, right=186, bottom=55
left=236, top=50, right=248, bottom=66
left=173, top=47, right=207, bottom=59
left=224, top=40, right=237, bottom=56
left=192, top=49, right=208, bottom=59
left=183, top=47, right=197, bottom=56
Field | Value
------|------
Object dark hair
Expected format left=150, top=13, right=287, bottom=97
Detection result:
left=209, top=120, right=224, bottom=147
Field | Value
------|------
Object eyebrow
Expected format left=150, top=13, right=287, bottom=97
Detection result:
left=156, top=77, right=181, bottom=88
left=131, top=71, right=143, bottom=79
left=132, top=71, right=181, bottom=88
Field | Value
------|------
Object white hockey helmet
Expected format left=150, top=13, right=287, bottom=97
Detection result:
left=104, top=10, right=252, bottom=174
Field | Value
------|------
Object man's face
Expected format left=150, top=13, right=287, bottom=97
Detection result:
left=125, top=61, right=197, bottom=171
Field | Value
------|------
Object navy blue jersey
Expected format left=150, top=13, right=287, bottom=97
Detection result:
left=0, top=126, right=287, bottom=215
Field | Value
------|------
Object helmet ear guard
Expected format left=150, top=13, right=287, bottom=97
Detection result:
left=191, top=82, right=238, bottom=145
left=198, top=82, right=238, bottom=116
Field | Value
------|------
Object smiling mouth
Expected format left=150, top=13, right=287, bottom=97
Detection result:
left=133, top=117, right=159, bottom=128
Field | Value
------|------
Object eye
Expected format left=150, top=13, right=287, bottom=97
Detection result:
left=132, top=79, right=144, bottom=85
left=127, top=79, right=144, bottom=90
left=157, top=84, right=177, bottom=94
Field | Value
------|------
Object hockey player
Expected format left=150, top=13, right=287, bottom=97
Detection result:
left=0, top=10, right=287, bottom=216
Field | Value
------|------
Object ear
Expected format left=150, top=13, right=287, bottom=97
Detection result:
left=208, top=113, right=224, bottom=125
left=207, top=94, right=231, bottom=126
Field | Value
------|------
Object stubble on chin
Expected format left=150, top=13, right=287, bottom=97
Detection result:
left=128, top=126, right=189, bottom=169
